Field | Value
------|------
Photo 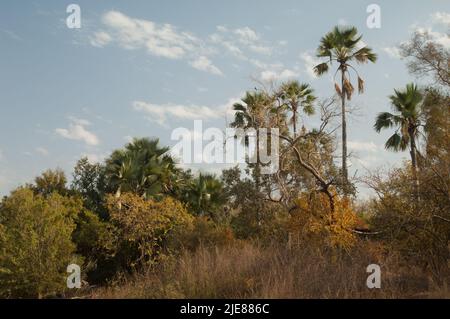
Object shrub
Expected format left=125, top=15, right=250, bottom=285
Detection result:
left=107, top=193, right=193, bottom=269
left=0, top=188, right=80, bottom=298
left=289, top=192, right=358, bottom=250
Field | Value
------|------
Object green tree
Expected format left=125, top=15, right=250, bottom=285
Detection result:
left=105, top=138, right=177, bottom=200
left=278, top=81, right=316, bottom=137
left=0, top=188, right=80, bottom=298
left=184, top=174, right=226, bottom=218
left=374, top=83, right=423, bottom=188
left=33, top=168, right=68, bottom=197
left=230, top=91, right=273, bottom=190
left=314, top=26, right=377, bottom=191
left=71, top=157, right=108, bottom=218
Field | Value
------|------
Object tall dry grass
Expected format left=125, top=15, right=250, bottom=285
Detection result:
left=90, top=241, right=448, bottom=299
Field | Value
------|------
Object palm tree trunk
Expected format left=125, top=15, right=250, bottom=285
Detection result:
left=115, top=185, right=122, bottom=210
left=409, top=129, right=419, bottom=201
left=255, top=130, right=261, bottom=191
left=341, top=68, right=348, bottom=193
left=293, top=107, right=297, bottom=138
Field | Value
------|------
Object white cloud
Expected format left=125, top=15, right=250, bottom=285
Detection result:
left=99, top=10, right=199, bottom=59
left=216, top=25, right=228, bottom=32
left=383, top=46, right=402, bottom=59
left=300, top=51, right=321, bottom=79
left=211, top=25, right=273, bottom=58
left=90, top=31, right=112, bottom=47
left=415, top=27, right=450, bottom=48
left=234, top=27, right=260, bottom=44
left=91, top=10, right=223, bottom=74
left=0, top=149, right=3, bottom=160
left=133, top=95, right=243, bottom=126
left=81, top=153, right=107, bottom=164
left=35, top=147, right=49, bottom=156
left=190, top=56, right=223, bottom=76
left=248, top=44, right=272, bottom=55
left=260, top=69, right=299, bottom=82
left=56, top=118, right=100, bottom=146
left=348, top=141, right=379, bottom=153
left=133, top=101, right=222, bottom=125
left=431, top=12, right=450, bottom=26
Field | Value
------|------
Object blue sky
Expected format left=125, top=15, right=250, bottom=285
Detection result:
left=0, top=0, right=449, bottom=197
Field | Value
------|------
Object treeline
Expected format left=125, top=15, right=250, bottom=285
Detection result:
left=0, top=26, right=448, bottom=298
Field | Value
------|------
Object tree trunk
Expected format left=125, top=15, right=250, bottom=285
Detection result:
left=409, top=128, right=420, bottom=201
left=115, top=185, right=122, bottom=210
left=341, top=68, right=348, bottom=193
left=292, top=106, right=297, bottom=138
left=255, top=129, right=261, bottom=191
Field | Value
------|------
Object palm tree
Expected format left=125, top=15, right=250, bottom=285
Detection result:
left=185, top=174, right=225, bottom=217
left=278, top=81, right=316, bottom=137
left=230, top=91, right=271, bottom=189
left=314, top=26, right=377, bottom=191
left=374, top=83, right=423, bottom=189
left=105, top=138, right=176, bottom=200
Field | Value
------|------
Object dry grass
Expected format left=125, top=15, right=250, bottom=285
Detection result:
left=90, top=242, right=449, bottom=299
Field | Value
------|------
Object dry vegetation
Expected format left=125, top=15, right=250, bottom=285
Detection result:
left=90, top=242, right=448, bottom=299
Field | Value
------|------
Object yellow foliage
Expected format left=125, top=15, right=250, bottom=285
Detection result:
left=288, top=192, right=358, bottom=250
left=107, top=193, right=193, bottom=266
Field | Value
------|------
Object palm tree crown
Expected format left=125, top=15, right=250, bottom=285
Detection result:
left=278, top=81, right=316, bottom=137
left=374, top=83, right=423, bottom=152
left=105, top=138, right=176, bottom=198
left=314, top=26, right=377, bottom=96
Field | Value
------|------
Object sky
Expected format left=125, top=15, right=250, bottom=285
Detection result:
left=0, top=0, right=449, bottom=197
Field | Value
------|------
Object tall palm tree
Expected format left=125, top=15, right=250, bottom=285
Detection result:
left=230, top=91, right=271, bottom=189
left=314, top=26, right=377, bottom=191
left=374, top=83, right=423, bottom=187
left=278, top=81, right=316, bottom=137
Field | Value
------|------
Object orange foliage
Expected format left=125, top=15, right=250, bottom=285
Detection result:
left=288, top=192, right=358, bottom=250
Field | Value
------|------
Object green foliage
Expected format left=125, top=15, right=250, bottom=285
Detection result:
left=314, top=26, right=377, bottom=98
left=71, top=158, right=108, bottom=218
left=374, top=83, right=424, bottom=152
left=368, top=166, right=450, bottom=283
left=33, top=168, right=68, bottom=197
left=182, top=174, right=227, bottom=219
left=0, top=188, right=80, bottom=298
left=278, top=81, right=316, bottom=136
left=104, top=138, right=177, bottom=199
left=72, top=209, right=116, bottom=283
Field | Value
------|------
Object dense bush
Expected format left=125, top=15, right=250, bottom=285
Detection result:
left=0, top=188, right=80, bottom=298
left=107, top=193, right=193, bottom=269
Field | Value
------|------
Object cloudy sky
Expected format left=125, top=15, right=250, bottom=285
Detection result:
left=0, top=0, right=449, bottom=197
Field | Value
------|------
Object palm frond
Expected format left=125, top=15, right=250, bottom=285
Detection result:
left=314, top=62, right=329, bottom=76
left=334, top=83, right=342, bottom=96
left=374, top=112, right=395, bottom=132
left=358, top=76, right=365, bottom=94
